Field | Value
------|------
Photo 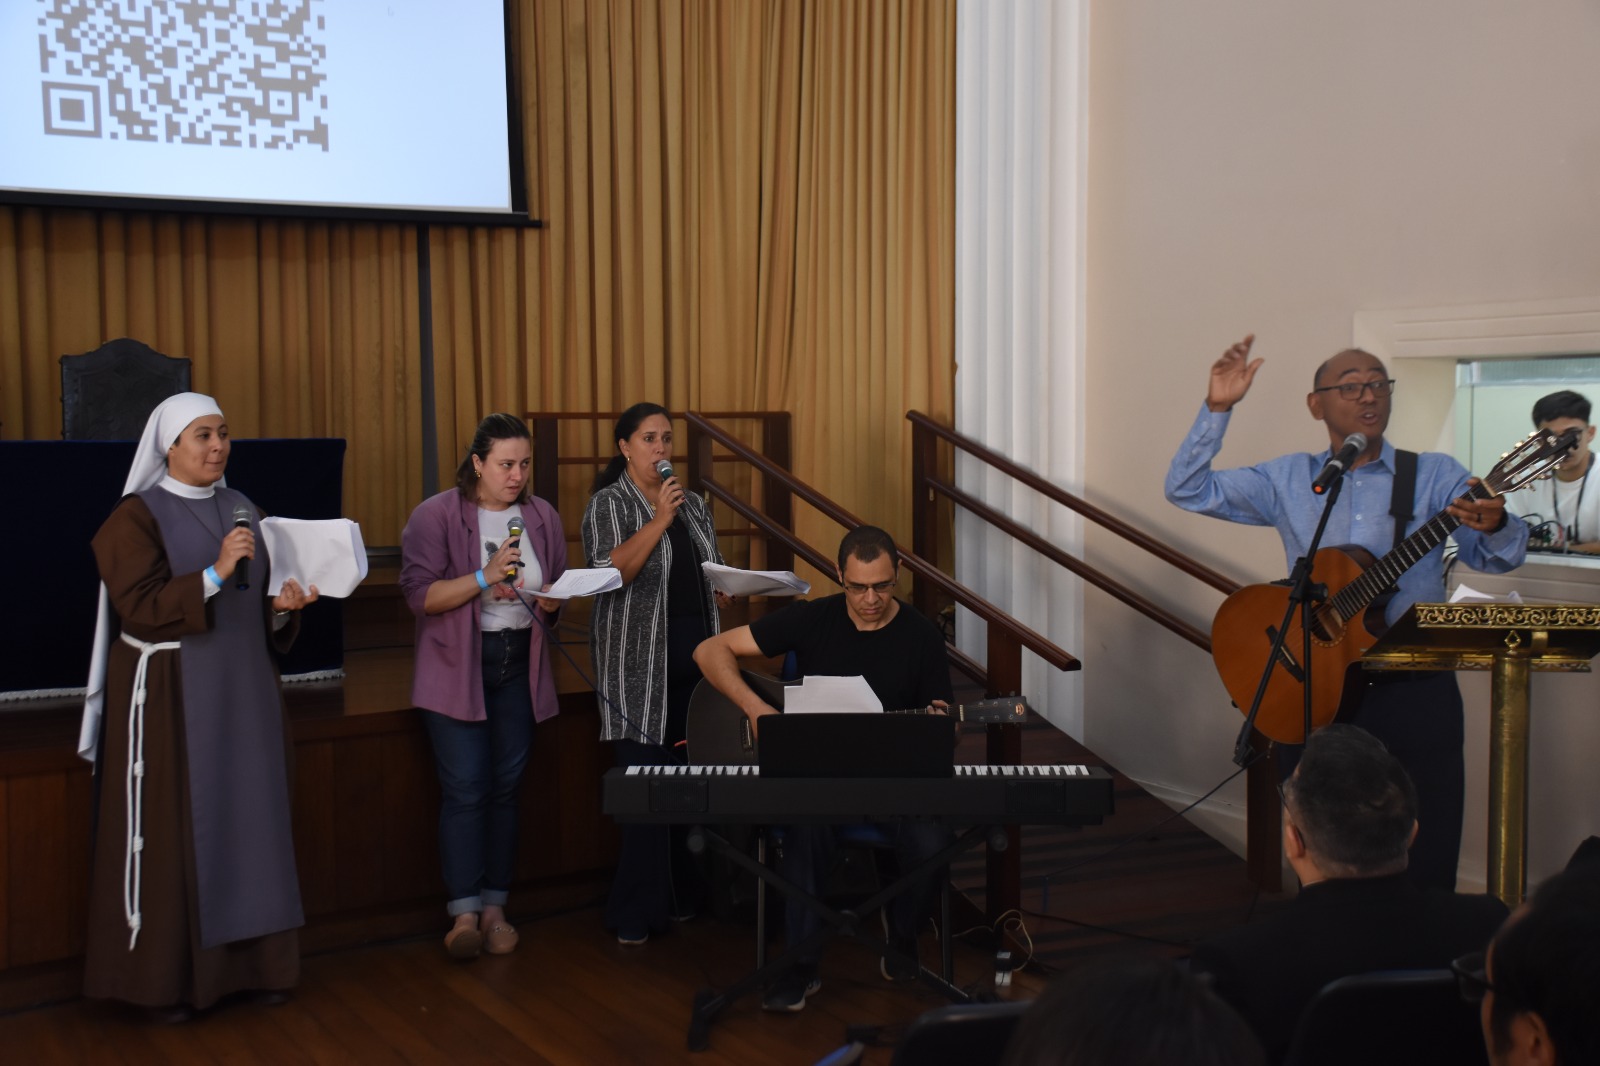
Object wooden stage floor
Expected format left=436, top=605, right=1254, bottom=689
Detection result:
left=0, top=717, right=1286, bottom=1064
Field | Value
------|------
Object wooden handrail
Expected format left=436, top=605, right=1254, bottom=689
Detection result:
left=906, top=411, right=1239, bottom=596
left=927, top=474, right=1213, bottom=652
left=687, top=413, right=1079, bottom=674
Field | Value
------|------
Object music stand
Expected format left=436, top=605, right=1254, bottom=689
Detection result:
left=1362, top=602, right=1600, bottom=904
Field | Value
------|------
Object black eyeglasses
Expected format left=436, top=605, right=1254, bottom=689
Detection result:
left=1451, top=951, right=1498, bottom=1004
left=1313, top=379, right=1397, bottom=400
left=842, top=580, right=897, bottom=596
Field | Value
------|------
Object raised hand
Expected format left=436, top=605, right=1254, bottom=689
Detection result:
left=214, top=525, right=255, bottom=581
left=1207, top=334, right=1263, bottom=413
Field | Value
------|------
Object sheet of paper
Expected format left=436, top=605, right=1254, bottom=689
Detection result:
left=260, top=517, right=368, bottom=598
left=782, top=674, right=882, bottom=714
left=1449, top=584, right=1524, bottom=604
left=701, top=562, right=811, bottom=597
left=541, top=567, right=623, bottom=600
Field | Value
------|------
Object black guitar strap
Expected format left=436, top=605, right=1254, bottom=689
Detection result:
left=1366, top=449, right=1417, bottom=636
left=1390, top=449, right=1417, bottom=549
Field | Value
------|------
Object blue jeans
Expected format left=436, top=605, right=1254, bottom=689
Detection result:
left=422, top=627, right=536, bottom=916
left=781, top=820, right=953, bottom=964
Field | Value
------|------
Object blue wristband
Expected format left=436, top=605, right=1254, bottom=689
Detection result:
left=204, top=565, right=222, bottom=588
left=474, top=568, right=489, bottom=590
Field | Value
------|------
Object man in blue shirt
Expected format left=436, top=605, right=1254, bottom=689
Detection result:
left=1166, top=334, right=1528, bottom=890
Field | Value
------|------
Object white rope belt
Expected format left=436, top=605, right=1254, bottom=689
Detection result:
left=120, top=632, right=180, bottom=950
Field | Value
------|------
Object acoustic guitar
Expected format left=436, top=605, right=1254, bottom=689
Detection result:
left=1210, top=426, right=1579, bottom=745
left=683, top=669, right=1030, bottom=765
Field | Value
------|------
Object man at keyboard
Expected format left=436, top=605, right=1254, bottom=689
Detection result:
left=693, top=525, right=953, bottom=1012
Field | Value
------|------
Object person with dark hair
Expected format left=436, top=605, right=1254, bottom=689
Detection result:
left=1166, top=335, right=1528, bottom=891
left=1002, top=955, right=1265, bottom=1066
left=80, top=393, right=317, bottom=1020
left=1464, top=864, right=1600, bottom=1066
left=1191, top=725, right=1508, bottom=1063
left=400, top=413, right=567, bottom=959
left=694, top=525, right=954, bottom=1011
left=1517, top=390, right=1598, bottom=553
left=582, top=402, right=731, bottom=945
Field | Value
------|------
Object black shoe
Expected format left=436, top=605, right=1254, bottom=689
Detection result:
left=762, top=967, right=821, bottom=1012
left=880, top=933, right=920, bottom=982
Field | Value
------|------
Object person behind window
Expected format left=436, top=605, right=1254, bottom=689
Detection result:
left=1516, top=390, right=1600, bottom=554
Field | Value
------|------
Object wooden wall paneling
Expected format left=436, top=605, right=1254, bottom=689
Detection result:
left=291, top=739, right=338, bottom=917
left=377, top=727, right=439, bottom=905
left=0, top=776, right=8, bottom=969
left=6, top=772, right=70, bottom=966
left=63, top=764, right=91, bottom=958
left=331, top=734, right=391, bottom=909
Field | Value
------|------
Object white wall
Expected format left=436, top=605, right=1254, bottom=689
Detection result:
left=1080, top=0, right=1600, bottom=886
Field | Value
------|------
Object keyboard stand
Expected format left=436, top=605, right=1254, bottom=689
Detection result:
left=682, top=821, right=1000, bottom=1053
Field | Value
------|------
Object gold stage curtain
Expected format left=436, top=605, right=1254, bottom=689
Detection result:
left=0, top=208, right=424, bottom=543
left=424, top=0, right=956, bottom=577
left=0, top=0, right=954, bottom=563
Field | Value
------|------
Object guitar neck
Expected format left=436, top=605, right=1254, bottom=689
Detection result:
left=1327, top=481, right=1488, bottom=621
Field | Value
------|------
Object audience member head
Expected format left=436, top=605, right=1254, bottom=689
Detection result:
left=455, top=413, right=532, bottom=503
left=593, top=401, right=671, bottom=492
left=1282, top=725, right=1418, bottom=883
left=1479, top=865, right=1600, bottom=1066
left=1001, top=954, right=1264, bottom=1066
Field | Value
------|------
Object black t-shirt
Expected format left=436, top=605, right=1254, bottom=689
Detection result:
left=748, top=594, right=953, bottom=711
left=663, top=519, right=704, bottom=618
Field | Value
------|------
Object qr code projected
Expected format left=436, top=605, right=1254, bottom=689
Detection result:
left=37, top=0, right=329, bottom=151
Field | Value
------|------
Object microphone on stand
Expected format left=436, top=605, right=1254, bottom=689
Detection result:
left=503, top=514, right=524, bottom=584
left=1311, top=433, right=1367, bottom=495
left=655, top=458, right=675, bottom=481
left=231, top=504, right=253, bottom=590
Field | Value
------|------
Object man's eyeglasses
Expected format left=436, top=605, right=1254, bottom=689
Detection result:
left=1450, top=951, right=1498, bottom=1004
left=842, top=580, right=897, bottom=596
left=1313, top=379, right=1397, bottom=400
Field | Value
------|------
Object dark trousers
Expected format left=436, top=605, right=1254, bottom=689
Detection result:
left=780, top=820, right=953, bottom=965
left=1277, top=670, right=1464, bottom=891
left=421, top=628, right=536, bottom=916
left=604, top=615, right=709, bottom=935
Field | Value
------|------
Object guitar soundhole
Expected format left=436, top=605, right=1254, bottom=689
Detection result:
left=1310, top=606, right=1345, bottom=644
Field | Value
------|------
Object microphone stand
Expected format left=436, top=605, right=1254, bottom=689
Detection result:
left=1232, top=473, right=1346, bottom=767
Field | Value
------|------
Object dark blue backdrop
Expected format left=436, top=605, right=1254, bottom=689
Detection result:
left=0, top=438, right=347, bottom=695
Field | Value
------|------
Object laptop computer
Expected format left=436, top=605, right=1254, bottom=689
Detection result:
left=757, top=713, right=956, bottom=779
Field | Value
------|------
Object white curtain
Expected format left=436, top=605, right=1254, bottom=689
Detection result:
left=954, top=0, right=1089, bottom=735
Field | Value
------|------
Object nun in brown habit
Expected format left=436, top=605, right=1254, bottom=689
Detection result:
left=79, top=393, right=317, bottom=1019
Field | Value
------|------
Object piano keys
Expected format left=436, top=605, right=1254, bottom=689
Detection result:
left=602, top=763, right=1115, bottom=825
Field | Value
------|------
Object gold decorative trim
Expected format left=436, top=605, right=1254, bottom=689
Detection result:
left=1413, top=603, right=1600, bottom=629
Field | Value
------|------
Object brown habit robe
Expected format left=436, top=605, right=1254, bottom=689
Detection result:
left=84, top=493, right=300, bottom=1009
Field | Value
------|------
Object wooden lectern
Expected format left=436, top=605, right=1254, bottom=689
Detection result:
left=1362, top=602, right=1600, bottom=906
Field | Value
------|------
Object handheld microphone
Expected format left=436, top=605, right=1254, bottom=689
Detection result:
left=503, top=514, right=524, bottom=584
left=1311, top=433, right=1367, bottom=495
left=231, top=504, right=252, bottom=590
left=655, top=459, right=674, bottom=481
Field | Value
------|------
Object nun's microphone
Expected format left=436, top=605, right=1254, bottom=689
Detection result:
left=232, top=504, right=252, bottom=590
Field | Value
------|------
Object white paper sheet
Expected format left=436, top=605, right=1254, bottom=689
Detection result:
left=1449, top=584, right=1524, bottom=604
left=540, top=567, right=623, bottom=600
left=782, top=675, right=882, bottom=714
left=701, top=562, right=811, bottom=597
left=259, top=517, right=368, bottom=598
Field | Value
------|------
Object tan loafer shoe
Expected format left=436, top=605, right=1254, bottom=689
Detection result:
left=444, top=919, right=482, bottom=959
left=485, top=922, right=519, bottom=955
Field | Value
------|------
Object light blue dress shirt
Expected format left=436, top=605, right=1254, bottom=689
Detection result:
left=1166, top=404, right=1528, bottom=627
